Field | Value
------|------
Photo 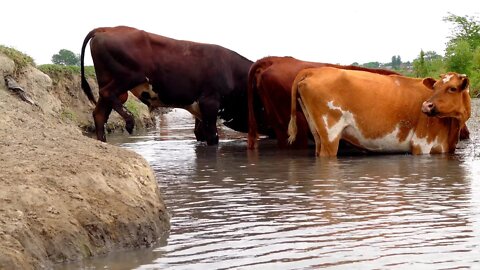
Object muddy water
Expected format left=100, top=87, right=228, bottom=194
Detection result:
left=62, top=102, right=480, bottom=269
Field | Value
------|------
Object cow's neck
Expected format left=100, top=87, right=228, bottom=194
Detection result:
left=412, top=115, right=462, bottom=154
left=444, top=118, right=462, bottom=153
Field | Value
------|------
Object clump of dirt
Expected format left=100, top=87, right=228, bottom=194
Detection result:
left=0, top=53, right=170, bottom=269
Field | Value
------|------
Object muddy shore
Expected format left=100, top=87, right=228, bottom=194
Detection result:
left=0, top=53, right=170, bottom=269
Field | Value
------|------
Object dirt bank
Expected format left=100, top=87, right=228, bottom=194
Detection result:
left=0, top=53, right=170, bottom=269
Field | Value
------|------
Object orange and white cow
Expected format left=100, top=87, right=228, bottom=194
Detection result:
left=287, top=67, right=471, bottom=157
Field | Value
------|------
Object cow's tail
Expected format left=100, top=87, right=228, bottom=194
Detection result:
left=247, top=62, right=262, bottom=149
left=80, top=29, right=98, bottom=105
left=288, top=72, right=308, bottom=144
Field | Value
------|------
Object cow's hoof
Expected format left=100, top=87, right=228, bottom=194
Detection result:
left=206, top=135, right=219, bottom=146
left=194, top=132, right=206, bottom=142
left=126, top=120, right=135, bottom=134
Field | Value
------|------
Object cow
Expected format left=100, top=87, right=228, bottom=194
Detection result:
left=80, top=26, right=267, bottom=144
left=287, top=67, right=471, bottom=157
left=247, top=56, right=401, bottom=150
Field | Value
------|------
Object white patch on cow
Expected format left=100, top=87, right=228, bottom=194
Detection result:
left=442, top=74, right=454, bottom=83
left=346, top=125, right=414, bottom=152
left=395, top=79, right=401, bottom=86
left=322, top=100, right=414, bottom=153
left=322, top=101, right=350, bottom=143
left=411, top=134, right=441, bottom=154
left=326, top=100, right=337, bottom=110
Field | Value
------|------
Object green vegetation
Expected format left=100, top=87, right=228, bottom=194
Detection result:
left=391, top=55, right=402, bottom=70
left=60, top=108, right=77, bottom=122
left=0, top=45, right=35, bottom=74
left=413, top=13, right=480, bottom=96
left=355, top=13, right=480, bottom=97
left=412, top=50, right=445, bottom=77
left=51, top=49, right=80, bottom=66
left=124, top=98, right=141, bottom=119
left=38, top=64, right=95, bottom=80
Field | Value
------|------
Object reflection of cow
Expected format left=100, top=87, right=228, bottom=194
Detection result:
left=80, top=26, right=264, bottom=144
left=288, top=67, right=471, bottom=156
left=247, top=56, right=400, bottom=149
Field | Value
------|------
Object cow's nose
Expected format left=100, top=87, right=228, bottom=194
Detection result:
left=422, top=101, right=435, bottom=115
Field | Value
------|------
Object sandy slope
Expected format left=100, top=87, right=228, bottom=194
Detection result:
left=0, top=54, right=170, bottom=269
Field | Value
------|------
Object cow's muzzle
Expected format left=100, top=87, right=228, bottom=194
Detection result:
left=422, top=101, right=438, bottom=116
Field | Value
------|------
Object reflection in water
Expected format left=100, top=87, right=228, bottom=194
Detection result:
left=60, top=106, right=480, bottom=270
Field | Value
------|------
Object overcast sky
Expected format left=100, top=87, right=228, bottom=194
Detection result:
left=0, top=0, right=478, bottom=66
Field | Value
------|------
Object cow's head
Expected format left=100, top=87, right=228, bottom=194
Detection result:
left=130, top=82, right=163, bottom=111
left=421, top=72, right=471, bottom=123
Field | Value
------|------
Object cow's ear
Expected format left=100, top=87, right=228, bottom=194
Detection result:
left=422, top=77, right=436, bottom=90
left=459, top=75, right=470, bottom=91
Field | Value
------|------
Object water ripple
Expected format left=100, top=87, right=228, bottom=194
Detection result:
left=59, top=105, right=480, bottom=270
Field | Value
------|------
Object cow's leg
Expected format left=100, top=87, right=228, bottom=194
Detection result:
left=310, top=129, right=322, bottom=156
left=300, top=99, right=322, bottom=155
left=97, top=81, right=136, bottom=136
left=274, top=127, right=289, bottom=148
left=319, top=136, right=341, bottom=157
left=93, top=97, right=113, bottom=142
left=111, top=102, right=135, bottom=134
left=115, top=92, right=135, bottom=134
left=297, top=100, right=315, bottom=149
left=317, top=120, right=342, bottom=157
left=310, top=109, right=343, bottom=157
left=194, top=118, right=206, bottom=142
left=99, top=86, right=135, bottom=134
left=198, top=98, right=220, bottom=145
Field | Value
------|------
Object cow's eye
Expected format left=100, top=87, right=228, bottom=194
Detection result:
left=448, top=87, right=457, bottom=93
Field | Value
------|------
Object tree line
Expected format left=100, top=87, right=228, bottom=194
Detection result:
left=412, top=13, right=480, bottom=96
left=51, top=13, right=480, bottom=96
left=354, top=13, right=480, bottom=96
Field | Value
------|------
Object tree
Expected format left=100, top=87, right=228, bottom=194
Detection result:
left=445, top=39, right=473, bottom=75
left=412, top=50, right=445, bottom=78
left=391, top=55, right=402, bottom=69
left=362, top=62, right=380, bottom=68
left=51, top=49, right=80, bottom=66
left=443, top=13, right=480, bottom=49
left=469, top=47, right=480, bottom=95
left=413, top=50, right=427, bottom=77
left=443, top=13, right=480, bottom=95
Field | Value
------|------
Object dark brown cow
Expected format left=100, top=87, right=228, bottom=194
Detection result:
left=247, top=56, right=400, bottom=149
left=80, top=26, right=266, bottom=144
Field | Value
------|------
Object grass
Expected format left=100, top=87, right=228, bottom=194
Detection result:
left=0, top=45, right=35, bottom=74
left=38, top=64, right=96, bottom=80
left=60, top=108, right=77, bottom=122
left=124, top=98, right=141, bottom=119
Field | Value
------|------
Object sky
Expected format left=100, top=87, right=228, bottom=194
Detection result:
left=0, top=0, right=478, bottom=66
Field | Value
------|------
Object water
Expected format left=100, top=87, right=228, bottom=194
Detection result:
left=61, top=105, right=480, bottom=269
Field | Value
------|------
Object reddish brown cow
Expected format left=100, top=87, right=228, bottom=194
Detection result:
left=288, top=68, right=471, bottom=156
left=246, top=56, right=400, bottom=149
